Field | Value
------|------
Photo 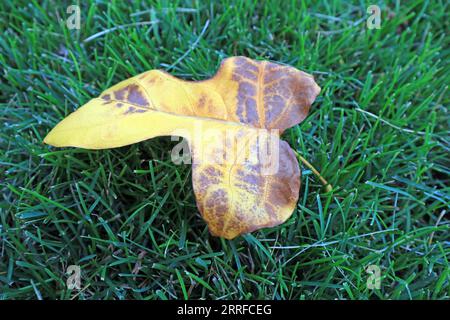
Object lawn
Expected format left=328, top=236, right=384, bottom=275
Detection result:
left=0, top=0, right=449, bottom=300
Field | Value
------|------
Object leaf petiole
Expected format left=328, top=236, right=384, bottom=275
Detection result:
left=294, top=151, right=333, bottom=192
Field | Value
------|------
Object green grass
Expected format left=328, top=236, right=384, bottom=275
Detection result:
left=0, top=0, right=449, bottom=300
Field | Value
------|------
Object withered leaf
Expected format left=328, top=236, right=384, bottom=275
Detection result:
left=44, top=56, right=320, bottom=239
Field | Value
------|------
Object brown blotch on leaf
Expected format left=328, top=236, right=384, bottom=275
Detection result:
left=127, top=84, right=149, bottom=107
left=114, top=88, right=126, bottom=100
left=124, top=107, right=135, bottom=114
left=198, top=95, right=206, bottom=109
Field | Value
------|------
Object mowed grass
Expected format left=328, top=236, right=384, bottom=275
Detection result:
left=0, top=0, right=449, bottom=300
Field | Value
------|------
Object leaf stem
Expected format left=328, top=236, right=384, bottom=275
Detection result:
left=294, top=151, right=332, bottom=192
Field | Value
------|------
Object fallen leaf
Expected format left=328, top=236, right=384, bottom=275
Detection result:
left=44, top=56, right=320, bottom=239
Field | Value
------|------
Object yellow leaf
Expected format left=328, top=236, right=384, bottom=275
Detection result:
left=44, top=56, right=320, bottom=239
